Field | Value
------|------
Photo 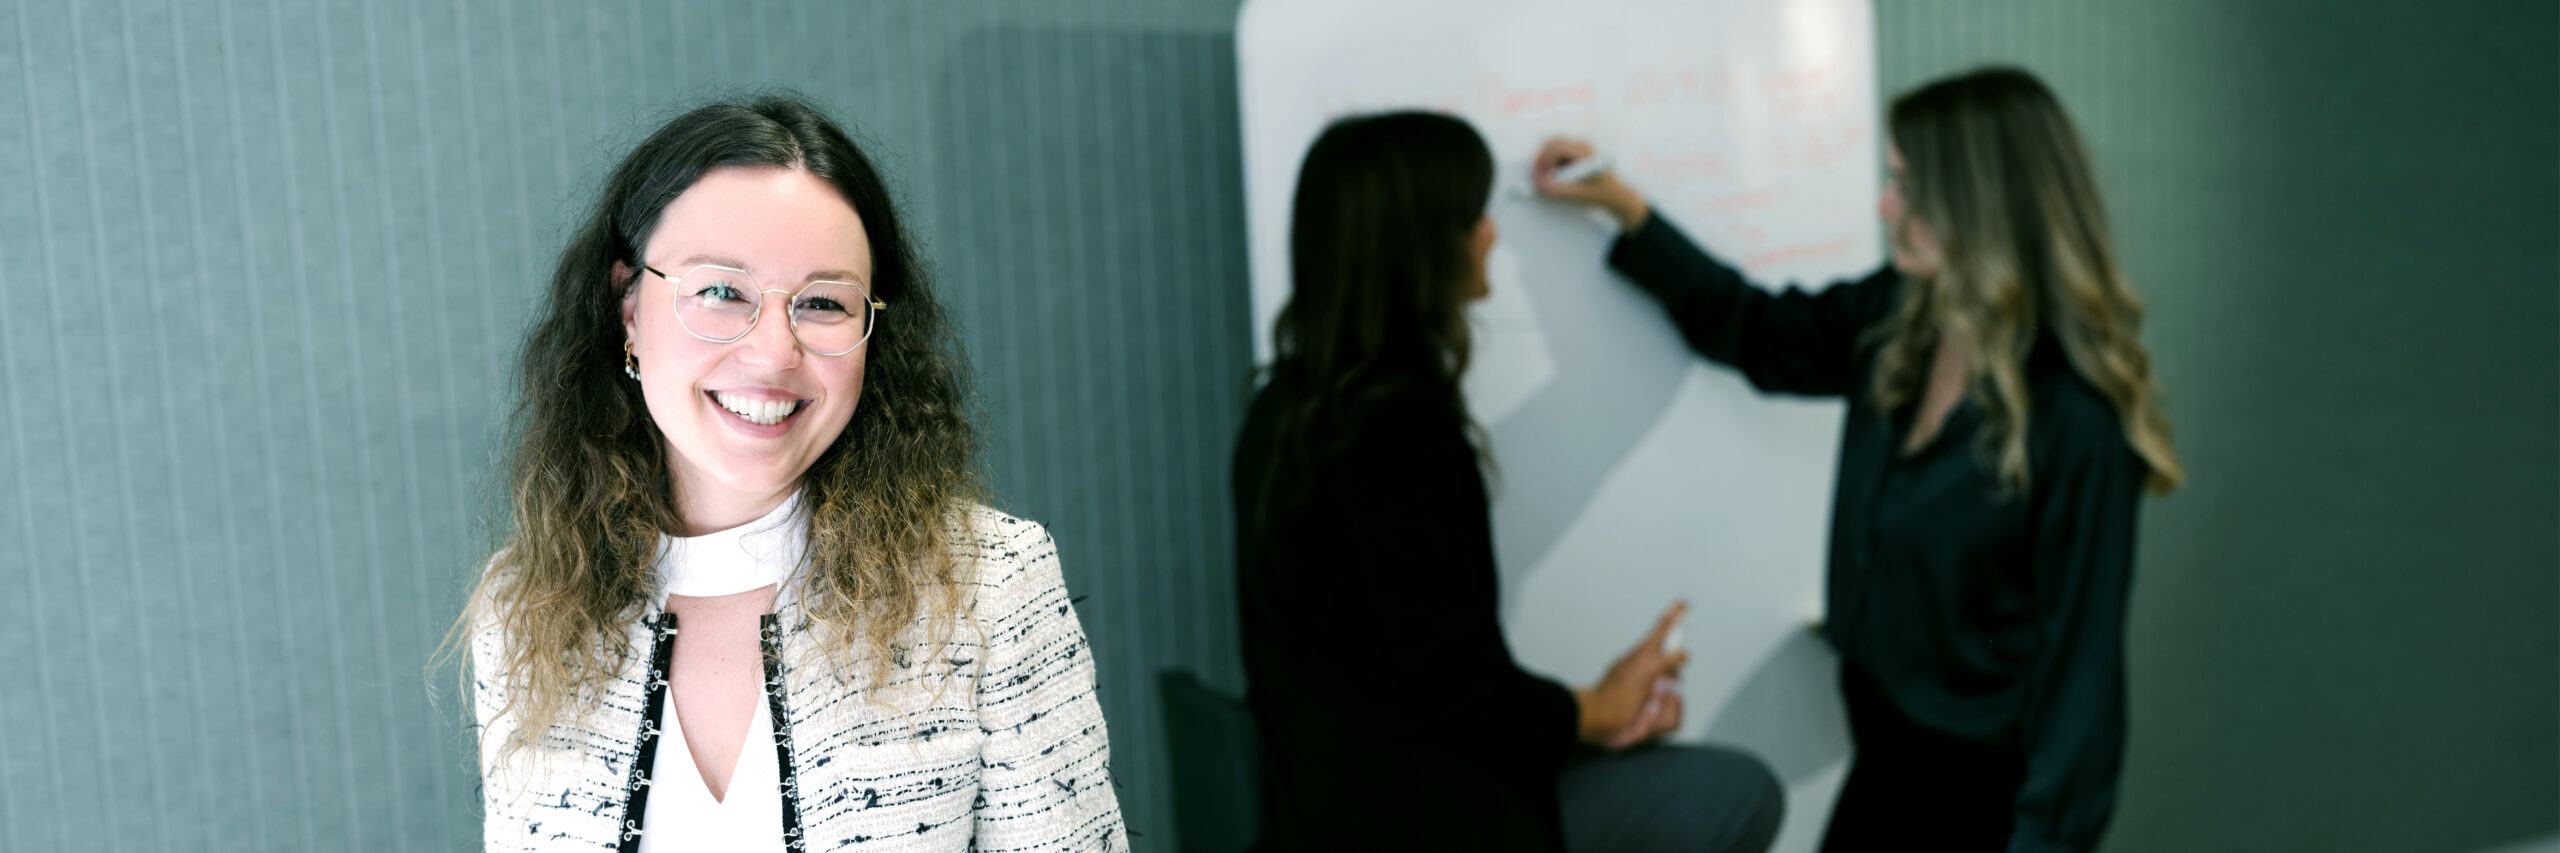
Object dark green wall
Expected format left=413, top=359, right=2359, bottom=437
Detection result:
left=1, top=1, right=2550, bottom=851
left=1877, top=2, right=2558, bottom=850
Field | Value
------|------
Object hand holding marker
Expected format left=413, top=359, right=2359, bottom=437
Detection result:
left=1550, top=151, right=1614, bottom=185
left=1504, top=150, right=1613, bottom=199
left=1531, top=139, right=1653, bottom=231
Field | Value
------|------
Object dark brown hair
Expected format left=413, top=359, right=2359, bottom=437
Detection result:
left=1259, top=111, right=1496, bottom=519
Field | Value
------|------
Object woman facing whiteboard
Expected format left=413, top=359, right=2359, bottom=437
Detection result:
left=1234, top=110, right=1783, bottom=852
left=1537, top=67, right=2182, bottom=853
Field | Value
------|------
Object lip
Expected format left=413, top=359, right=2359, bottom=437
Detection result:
left=705, top=389, right=811, bottom=437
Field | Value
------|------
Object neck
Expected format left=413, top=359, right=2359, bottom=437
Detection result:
left=671, top=475, right=797, bottom=537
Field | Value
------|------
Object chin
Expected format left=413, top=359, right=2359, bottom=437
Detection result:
left=707, top=467, right=811, bottom=502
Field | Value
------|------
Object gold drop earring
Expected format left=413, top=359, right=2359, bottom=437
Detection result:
left=624, top=340, right=641, bottom=380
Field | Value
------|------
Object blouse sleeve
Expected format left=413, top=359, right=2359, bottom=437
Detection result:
left=2008, top=406, right=2145, bottom=853
left=972, top=520, right=1129, bottom=851
left=1606, top=212, right=1900, bottom=398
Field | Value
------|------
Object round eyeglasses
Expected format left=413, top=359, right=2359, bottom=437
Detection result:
left=641, top=263, right=887, bottom=357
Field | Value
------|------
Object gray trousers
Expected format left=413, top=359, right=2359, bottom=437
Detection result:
left=1557, top=743, right=1785, bottom=853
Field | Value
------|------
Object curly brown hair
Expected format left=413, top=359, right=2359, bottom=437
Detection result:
left=445, top=96, right=984, bottom=758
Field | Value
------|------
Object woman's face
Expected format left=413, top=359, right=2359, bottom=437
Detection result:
left=1880, top=145, right=1944, bottom=278
left=619, top=166, right=873, bottom=520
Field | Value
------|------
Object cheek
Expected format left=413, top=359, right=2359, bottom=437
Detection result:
left=632, top=326, right=692, bottom=394
left=816, top=357, right=867, bottom=428
left=1905, top=218, right=1941, bottom=255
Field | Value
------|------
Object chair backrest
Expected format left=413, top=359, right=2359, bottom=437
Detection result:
left=1157, top=669, right=1262, bottom=853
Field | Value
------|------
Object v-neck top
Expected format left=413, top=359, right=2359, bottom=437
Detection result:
left=636, top=493, right=804, bottom=852
left=637, top=687, right=782, bottom=851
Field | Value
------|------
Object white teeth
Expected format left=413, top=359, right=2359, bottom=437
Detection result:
left=712, top=392, right=802, bottom=427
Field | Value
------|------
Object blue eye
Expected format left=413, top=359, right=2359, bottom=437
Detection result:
left=797, top=296, right=848, bottom=314
left=695, top=283, right=748, bottom=303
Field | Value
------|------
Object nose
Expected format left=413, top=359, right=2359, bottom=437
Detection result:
left=734, top=289, right=805, bottom=367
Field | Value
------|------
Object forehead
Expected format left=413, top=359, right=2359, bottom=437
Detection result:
left=649, top=166, right=873, bottom=281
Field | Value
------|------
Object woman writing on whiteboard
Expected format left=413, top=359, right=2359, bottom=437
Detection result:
left=1535, top=68, right=2182, bottom=853
left=1234, top=110, right=1782, bottom=853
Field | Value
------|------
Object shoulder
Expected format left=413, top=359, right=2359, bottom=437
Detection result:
left=1248, top=368, right=1465, bottom=462
left=1850, top=264, right=1907, bottom=314
left=953, top=502, right=1054, bottom=554
left=1335, top=372, right=1466, bottom=447
left=950, top=503, right=1067, bottom=598
left=2029, top=359, right=2137, bottom=474
left=465, top=550, right=515, bottom=649
left=947, top=504, right=1087, bottom=653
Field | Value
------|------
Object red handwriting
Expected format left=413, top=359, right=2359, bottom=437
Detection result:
left=1622, top=64, right=1736, bottom=108
left=1760, top=62, right=1846, bottom=118
left=1758, top=64, right=1838, bottom=95
left=1637, top=146, right=1733, bottom=181
left=1475, top=75, right=1597, bottom=118
left=1701, top=186, right=1783, bottom=213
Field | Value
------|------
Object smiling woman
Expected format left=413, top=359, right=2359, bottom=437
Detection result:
left=448, top=96, right=1125, bottom=852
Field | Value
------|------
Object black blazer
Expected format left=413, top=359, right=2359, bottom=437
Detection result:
left=1609, top=213, right=2145, bottom=852
left=1232, top=368, right=1580, bottom=852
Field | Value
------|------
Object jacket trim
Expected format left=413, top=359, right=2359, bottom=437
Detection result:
left=615, top=613, right=680, bottom=853
left=761, top=614, right=807, bottom=851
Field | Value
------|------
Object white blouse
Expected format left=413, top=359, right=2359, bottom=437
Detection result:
left=638, top=692, right=783, bottom=851
left=636, top=492, right=803, bottom=852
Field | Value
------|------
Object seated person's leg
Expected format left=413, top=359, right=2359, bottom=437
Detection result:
left=1557, top=743, right=1785, bottom=853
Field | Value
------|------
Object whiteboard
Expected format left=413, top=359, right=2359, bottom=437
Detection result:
left=1238, top=1, right=1879, bottom=848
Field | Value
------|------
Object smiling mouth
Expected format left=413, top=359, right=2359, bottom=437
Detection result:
left=708, top=391, right=809, bottom=427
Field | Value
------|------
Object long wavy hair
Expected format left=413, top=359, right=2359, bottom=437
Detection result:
left=448, top=96, right=983, bottom=757
left=1868, top=68, right=2183, bottom=495
left=1258, top=111, right=1495, bottom=522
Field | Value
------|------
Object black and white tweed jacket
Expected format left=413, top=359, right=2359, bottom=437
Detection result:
left=472, top=506, right=1125, bottom=851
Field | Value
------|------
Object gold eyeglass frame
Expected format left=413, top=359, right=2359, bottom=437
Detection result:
left=641, top=263, right=888, bottom=357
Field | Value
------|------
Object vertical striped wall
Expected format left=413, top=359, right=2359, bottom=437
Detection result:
left=1876, top=2, right=2558, bottom=851
left=0, top=1, right=1245, bottom=850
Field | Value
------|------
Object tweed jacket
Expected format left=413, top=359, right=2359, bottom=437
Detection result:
left=472, top=506, right=1125, bottom=851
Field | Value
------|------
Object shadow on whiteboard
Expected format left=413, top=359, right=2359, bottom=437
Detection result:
left=1480, top=195, right=1695, bottom=608
left=1704, top=623, right=1850, bottom=787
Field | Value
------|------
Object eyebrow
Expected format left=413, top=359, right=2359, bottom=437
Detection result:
left=674, top=254, right=867, bottom=284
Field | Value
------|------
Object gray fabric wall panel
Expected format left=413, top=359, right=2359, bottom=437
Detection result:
left=1, top=1, right=1242, bottom=850
left=929, top=27, right=1254, bottom=844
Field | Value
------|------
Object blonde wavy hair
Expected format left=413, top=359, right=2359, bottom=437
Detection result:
left=1870, top=67, right=2183, bottom=495
left=441, top=97, right=984, bottom=759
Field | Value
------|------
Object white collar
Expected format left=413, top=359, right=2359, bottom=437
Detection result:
left=654, top=490, right=807, bottom=602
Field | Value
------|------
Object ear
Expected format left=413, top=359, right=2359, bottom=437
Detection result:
left=613, top=261, right=640, bottom=339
